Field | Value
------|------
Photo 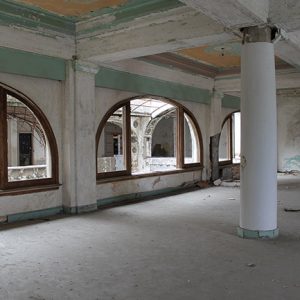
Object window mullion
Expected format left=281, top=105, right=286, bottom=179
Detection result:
left=230, top=116, right=233, bottom=162
left=124, top=104, right=132, bottom=175
left=0, top=88, right=8, bottom=189
left=177, top=107, right=184, bottom=169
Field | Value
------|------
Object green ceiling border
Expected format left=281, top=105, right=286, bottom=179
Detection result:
left=0, top=0, right=184, bottom=37
left=96, top=67, right=210, bottom=104
left=222, top=94, right=240, bottom=109
left=78, top=0, right=184, bottom=35
left=0, top=47, right=66, bottom=81
left=0, top=0, right=75, bottom=35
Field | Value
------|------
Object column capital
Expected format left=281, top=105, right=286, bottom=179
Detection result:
left=211, top=89, right=224, bottom=100
left=72, top=59, right=99, bottom=74
left=242, top=25, right=276, bottom=44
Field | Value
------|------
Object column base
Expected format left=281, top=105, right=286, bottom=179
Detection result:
left=237, top=227, right=279, bottom=239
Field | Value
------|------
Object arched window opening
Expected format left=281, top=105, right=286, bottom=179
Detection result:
left=131, top=99, right=177, bottom=173
left=96, top=97, right=203, bottom=180
left=219, top=111, right=241, bottom=164
left=0, top=85, right=58, bottom=190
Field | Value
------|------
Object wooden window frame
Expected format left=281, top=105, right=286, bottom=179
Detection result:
left=96, top=96, right=203, bottom=182
left=0, top=85, right=59, bottom=191
left=219, top=110, right=240, bottom=166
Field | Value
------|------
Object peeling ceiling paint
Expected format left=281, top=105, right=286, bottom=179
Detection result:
left=14, top=0, right=128, bottom=16
left=178, top=43, right=241, bottom=68
left=177, top=42, right=291, bottom=69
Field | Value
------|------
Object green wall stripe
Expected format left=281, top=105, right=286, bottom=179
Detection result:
left=222, top=94, right=240, bottom=109
left=0, top=47, right=66, bottom=81
left=7, top=206, right=63, bottom=223
left=96, top=67, right=210, bottom=104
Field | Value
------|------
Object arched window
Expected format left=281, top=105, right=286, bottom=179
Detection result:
left=96, top=96, right=203, bottom=179
left=219, top=111, right=240, bottom=164
left=0, top=84, right=58, bottom=190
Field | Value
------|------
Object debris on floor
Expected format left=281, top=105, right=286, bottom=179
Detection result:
left=213, top=179, right=240, bottom=187
left=284, top=208, right=300, bottom=212
left=213, top=179, right=222, bottom=186
left=197, top=181, right=210, bottom=189
left=278, top=170, right=300, bottom=176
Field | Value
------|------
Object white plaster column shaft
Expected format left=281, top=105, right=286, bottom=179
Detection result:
left=240, top=26, right=278, bottom=237
left=63, top=60, right=98, bottom=212
left=210, top=89, right=223, bottom=137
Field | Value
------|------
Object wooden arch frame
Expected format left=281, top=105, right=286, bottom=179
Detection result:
left=0, top=83, right=59, bottom=190
left=219, top=110, right=240, bottom=165
left=96, top=95, right=203, bottom=180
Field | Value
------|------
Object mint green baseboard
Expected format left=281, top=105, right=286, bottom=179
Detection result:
left=97, top=185, right=195, bottom=208
left=237, top=227, right=279, bottom=239
left=7, top=206, right=63, bottom=223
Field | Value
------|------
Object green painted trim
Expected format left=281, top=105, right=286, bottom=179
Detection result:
left=237, top=227, right=279, bottom=239
left=7, top=206, right=63, bottom=223
left=96, top=67, right=210, bottom=104
left=0, top=0, right=75, bottom=35
left=97, top=185, right=195, bottom=208
left=222, top=95, right=240, bottom=109
left=78, top=0, right=183, bottom=35
left=0, top=47, right=66, bottom=81
left=64, top=203, right=98, bottom=214
left=0, top=0, right=183, bottom=37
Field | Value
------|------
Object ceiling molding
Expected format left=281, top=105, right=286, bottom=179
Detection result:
left=0, top=0, right=75, bottom=36
left=140, top=53, right=218, bottom=78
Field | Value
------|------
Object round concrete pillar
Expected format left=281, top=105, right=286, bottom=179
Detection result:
left=238, top=26, right=278, bottom=239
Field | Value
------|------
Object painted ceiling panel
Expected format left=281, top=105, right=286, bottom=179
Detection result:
left=177, top=42, right=291, bottom=70
left=178, top=43, right=241, bottom=68
left=13, top=0, right=128, bottom=16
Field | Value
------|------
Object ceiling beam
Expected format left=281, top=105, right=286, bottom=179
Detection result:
left=275, top=30, right=300, bottom=71
left=178, top=0, right=269, bottom=29
left=77, top=7, right=233, bottom=63
left=214, top=69, right=300, bottom=93
left=0, top=25, right=75, bottom=60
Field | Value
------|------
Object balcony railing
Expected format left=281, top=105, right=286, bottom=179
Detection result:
left=8, top=165, right=47, bottom=181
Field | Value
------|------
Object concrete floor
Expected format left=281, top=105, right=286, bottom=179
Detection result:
left=1, top=183, right=300, bottom=300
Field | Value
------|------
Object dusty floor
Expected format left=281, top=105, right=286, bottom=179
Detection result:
left=1, top=183, right=300, bottom=300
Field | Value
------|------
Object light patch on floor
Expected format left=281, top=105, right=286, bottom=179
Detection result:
left=1, top=186, right=300, bottom=299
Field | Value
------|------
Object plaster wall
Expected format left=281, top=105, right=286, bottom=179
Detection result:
left=277, top=95, right=300, bottom=171
left=0, top=72, right=63, bottom=216
left=95, top=87, right=209, bottom=201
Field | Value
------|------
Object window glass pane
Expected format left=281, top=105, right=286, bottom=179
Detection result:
left=130, top=99, right=177, bottom=174
left=232, top=112, right=241, bottom=163
left=97, top=108, right=125, bottom=173
left=7, top=94, right=51, bottom=181
left=184, top=113, right=200, bottom=164
left=219, top=118, right=230, bottom=161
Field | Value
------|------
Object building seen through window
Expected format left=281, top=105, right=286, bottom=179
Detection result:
left=0, top=85, right=58, bottom=190
left=96, top=97, right=202, bottom=178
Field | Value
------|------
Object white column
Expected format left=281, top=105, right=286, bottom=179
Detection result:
left=63, top=60, right=98, bottom=213
left=7, top=118, right=18, bottom=166
left=239, top=26, right=278, bottom=238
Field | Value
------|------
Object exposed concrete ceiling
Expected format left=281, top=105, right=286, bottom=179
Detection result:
left=1, top=0, right=300, bottom=79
